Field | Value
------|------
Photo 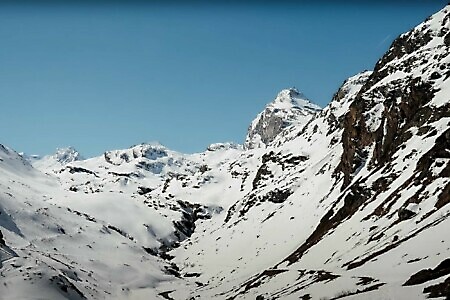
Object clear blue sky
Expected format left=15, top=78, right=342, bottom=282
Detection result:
left=0, top=1, right=446, bottom=157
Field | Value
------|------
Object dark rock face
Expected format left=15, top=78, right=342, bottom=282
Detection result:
left=325, top=71, right=372, bottom=135
left=372, top=30, right=432, bottom=81
left=423, top=277, right=450, bottom=299
left=397, top=206, right=416, bottom=221
left=0, top=229, right=5, bottom=245
left=445, top=31, right=450, bottom=46
left=66, top=166, right=99, bottom=177
left=338, top=7, right=450, bottom=188
left=249, top=114, right=285, bottom=147
left=137, top=186, right=153, bottom=195
left=136, top=160, right=165, bottom=174
left=404, top=258, right=450, bottom=286
left=339, top=79, right=438, bottom=188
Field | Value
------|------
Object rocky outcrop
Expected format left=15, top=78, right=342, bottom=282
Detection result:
left=0, top=229, right=4, bottom=246
left=338, top=6, right=450, bottom=188
left=324, top=71, right=372, bottom=135
left=104, top=143, right=168, bottom=166
left=206, top=142, right=241, bottom=152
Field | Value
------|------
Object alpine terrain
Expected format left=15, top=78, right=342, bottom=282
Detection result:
left=1, top=5, right=449, bottom=300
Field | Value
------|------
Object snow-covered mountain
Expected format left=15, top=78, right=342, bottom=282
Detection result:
left=244, top=88, right=321, bottom=149
left=33, top=147, right=84, bottom=172
left=1, top=5, right=449, bottom=300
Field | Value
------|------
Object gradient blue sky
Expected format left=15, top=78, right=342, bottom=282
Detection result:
left=0, top=1, right=446, bottom=157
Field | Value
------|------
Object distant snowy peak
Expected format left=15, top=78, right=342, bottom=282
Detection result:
left=244, top=88, right=321, bottom=149
left=53, top=147, right=83, bottom=164
left=32, top=146, right=83, bottom=171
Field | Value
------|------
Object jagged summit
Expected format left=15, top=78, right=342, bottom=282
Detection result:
left=244, top=88, right=321, bottom=149
left=269, top=88, right=321, bottom=113
left=31, top=146, right=83, bottom=171
left=53, top=147, right=83, bottom=164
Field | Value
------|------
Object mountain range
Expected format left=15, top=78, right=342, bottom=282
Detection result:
left=0, top=5, right=449, bottom=300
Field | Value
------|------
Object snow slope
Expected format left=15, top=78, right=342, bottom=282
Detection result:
left=0, top=144, right=187, bottom=300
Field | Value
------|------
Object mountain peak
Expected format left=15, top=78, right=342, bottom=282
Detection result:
left=273, top=87, right=304, bottom=103
left=31, top=146, right=83, bottom=171
left=53, top=147, right=83, bottom=164
left=270, top=88, right=320, bottom=111
left=244, top=88, right=321, bottom=149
